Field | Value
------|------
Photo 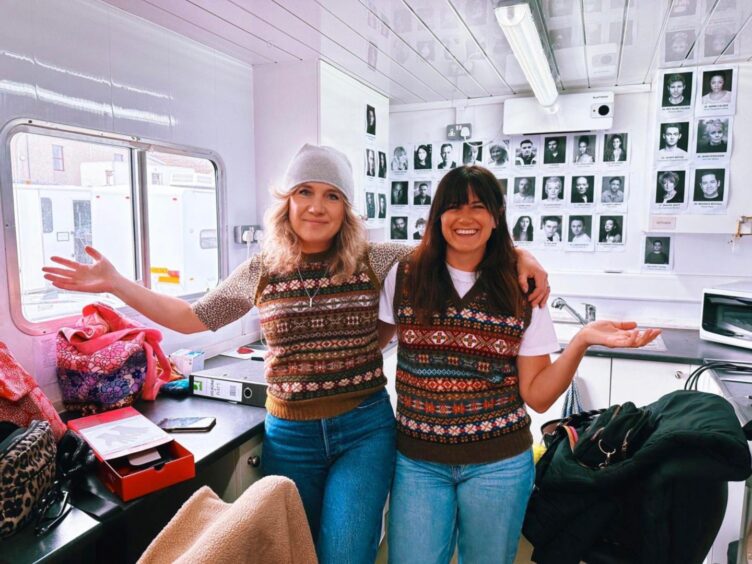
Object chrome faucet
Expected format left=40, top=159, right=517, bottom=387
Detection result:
left=551, top=297, right=596, bottom=326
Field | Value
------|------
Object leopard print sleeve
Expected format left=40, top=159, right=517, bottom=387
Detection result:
left=367, top=242, right=414, bottom=284
left=192, top=254, right=262, bottom=332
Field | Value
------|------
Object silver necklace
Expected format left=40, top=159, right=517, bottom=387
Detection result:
left=296, top=266, right=327, bottom=308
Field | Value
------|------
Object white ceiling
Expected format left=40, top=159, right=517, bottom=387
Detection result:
left=102, top=0, right=752, bottom=104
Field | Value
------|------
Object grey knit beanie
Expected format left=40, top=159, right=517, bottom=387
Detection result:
left=282, top=144, right=354, bottom=203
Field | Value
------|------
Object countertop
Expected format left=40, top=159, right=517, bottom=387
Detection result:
left=575, top=327, right=752, bottom=365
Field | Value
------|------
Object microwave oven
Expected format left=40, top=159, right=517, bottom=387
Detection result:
left=700, top=281, right=752, bottom=350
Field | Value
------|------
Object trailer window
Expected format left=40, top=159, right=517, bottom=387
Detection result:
left=4, top=125, right=223, bottom=333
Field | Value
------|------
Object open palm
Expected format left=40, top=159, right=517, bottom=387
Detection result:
left=583, top=320, right=661, bottom=349
left=42, top=246, right=120, bottom=294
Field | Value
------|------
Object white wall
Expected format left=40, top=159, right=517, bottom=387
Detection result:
left=390, top=70, right=752, bottom=328
left=0, top=0, right=256, bottom=403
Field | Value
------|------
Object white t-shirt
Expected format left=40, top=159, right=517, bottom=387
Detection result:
left=379, top=263, right=560, bottom=357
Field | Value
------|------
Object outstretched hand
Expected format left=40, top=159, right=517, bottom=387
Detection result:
left=42, top=246, right=120, bottom=294
left=579, top=320, right=661, bottom=349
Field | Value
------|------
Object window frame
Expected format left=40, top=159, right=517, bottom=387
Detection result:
left=1, top=118, right=228, bottom=336
left=51, top=143, right=65, bottom=171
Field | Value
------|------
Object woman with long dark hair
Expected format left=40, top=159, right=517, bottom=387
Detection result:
left=512, top=215, right=534, bottom=241
left=378, top=165, right=658, bottom=563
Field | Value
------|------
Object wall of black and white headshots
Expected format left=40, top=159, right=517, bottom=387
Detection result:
left=363, top=103, right=388, bottom=227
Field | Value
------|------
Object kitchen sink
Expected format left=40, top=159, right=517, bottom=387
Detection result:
left=554, top=323, right=668, bottom=352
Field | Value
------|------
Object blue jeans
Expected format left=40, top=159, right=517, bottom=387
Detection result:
left=262, top=389, right=396, bottom=564
left=388, top=449, right=535, bottom=564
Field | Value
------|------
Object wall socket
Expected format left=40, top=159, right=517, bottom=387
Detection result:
left=233, top=225, right=262, bottom=244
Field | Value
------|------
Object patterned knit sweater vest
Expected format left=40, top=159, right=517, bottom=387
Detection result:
left=394, top=261, right=533, bottom=464
left=256, top=252, right=385, bottom=420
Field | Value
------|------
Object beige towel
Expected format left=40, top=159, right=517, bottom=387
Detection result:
left=138, top=476, right=317, bottom=564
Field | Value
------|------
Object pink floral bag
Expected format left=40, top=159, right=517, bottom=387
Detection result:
left=57, top=303, right=171, bottom=414
left=0, top=342, right=66, bottom=441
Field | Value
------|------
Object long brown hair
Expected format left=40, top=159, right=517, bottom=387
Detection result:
left=407, top=165, right=523, bottom=323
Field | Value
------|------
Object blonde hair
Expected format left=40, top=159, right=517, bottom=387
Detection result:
left=262, top=187, right=367, bottom=283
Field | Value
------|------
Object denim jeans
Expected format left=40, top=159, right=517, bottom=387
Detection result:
left=262, top=389, right=396, bottom=564
left=388, top=449, right=535, bottom=564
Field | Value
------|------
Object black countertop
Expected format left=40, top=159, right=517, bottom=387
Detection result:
left=1, top=393, right=266, bottom=564
left=576, top=327, right=752, bottom=365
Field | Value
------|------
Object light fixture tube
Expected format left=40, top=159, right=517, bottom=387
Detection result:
left=495, top=3, right=559, bottom=109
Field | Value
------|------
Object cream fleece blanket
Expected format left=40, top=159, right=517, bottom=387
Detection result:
left=138, top=476, right=317, bottom=564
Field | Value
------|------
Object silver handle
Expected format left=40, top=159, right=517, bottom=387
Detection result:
left=247, top=455, right=261, bottom=467
left=674, top=370, right=686, bottom=379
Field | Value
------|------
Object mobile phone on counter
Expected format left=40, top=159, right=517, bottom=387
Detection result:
left=157, top=416, right=216, bottom=433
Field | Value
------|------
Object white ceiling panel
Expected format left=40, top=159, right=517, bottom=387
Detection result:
left=101, top=0, right=752, bottom=103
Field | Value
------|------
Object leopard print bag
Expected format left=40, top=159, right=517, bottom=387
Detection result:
left=0, top=420, right=56, bottom=538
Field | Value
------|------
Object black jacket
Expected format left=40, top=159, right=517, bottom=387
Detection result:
left=524, top=391, right=751, bottom=564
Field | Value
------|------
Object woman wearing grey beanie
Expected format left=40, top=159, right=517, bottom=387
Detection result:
left=43, top=144, right=550, bottom=563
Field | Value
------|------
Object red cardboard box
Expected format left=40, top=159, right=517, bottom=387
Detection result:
left=68, top=407, right=195, bottom=502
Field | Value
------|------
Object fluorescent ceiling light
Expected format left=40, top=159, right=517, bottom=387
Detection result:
left=495, top=3, right=559, bottom=110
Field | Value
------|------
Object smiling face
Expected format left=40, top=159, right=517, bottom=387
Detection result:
left=609, top=178, right=622, bottom=192
left=662, top=176, right=676, bottom=193
left=604, top=219, right=615, bottom=232
left=578, top=140, right=588, bottom=154
left=288, top=182, right=346, bottom=253
left=700, top=173, right=720, bottom=197
left=490, top=146, right=502, bottom=162
left=441, top=188, right=496, bottom=269
left=663, top=126, right=681, bottom=147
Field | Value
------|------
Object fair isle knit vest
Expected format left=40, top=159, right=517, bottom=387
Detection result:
left=256, top=251, right=385, bottom=420
left=394, top=261, right=533, bottom=464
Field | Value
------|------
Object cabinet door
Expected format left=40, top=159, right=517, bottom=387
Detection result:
left=528, top=355, right=611, bottom=443
left=236, top=433, right=264, bottom=495
left=610, top=359, right=691, bottom=407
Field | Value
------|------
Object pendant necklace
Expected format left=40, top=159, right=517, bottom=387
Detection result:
left=296, top=266, right=327, bottom=308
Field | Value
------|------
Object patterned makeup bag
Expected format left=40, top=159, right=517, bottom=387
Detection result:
left=57, top=303, right=171, bottom=414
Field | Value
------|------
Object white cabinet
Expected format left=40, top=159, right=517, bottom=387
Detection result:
left=528, top=355, right=612, bottom=443
left=610, top=359, right=694, bottom=406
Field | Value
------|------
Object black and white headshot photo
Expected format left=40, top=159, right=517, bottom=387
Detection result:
left=700, top=68, right=734, bottom=104
left=365, top=148, right=376, bottom=176
left=511, top=215, right=534, bottom=243
left=437, top=143, right=457, bottom=169
left=704, top=25, right=735, bottom=58
left=391, top=146, right=409, bottom=172
left=692, top=169, right=726, bottom=202
left=366, top=104, right=376, bottom=135
left=570, top=176, right=595, bottom=204
left=573, top=135, right=596, bottom=164
left=664, top=29, right=694, bottom=63
left=657, top=122, right=689, bottom=159
left=539, top=215, right=563, bottom=243
left=661, top=72, right=693, bottom=108
left=598, top=216, right=624, bottom=244
left=603, top=133, right=628, bottom=162
left=567, top=215, right=593, bottom=244
left=512, top=177, right=536, bottom=204
left=696, top=118, right=730, bottom=154
left=413, top=217, right=427, bottom=240
left=514, top=138, right=538, bottom=166
left=378, top=151, right=387, bottom=178
left=543, top=136, right=566, bottom=164
left=391, top=181, right=408, bottom=205
left=601, top=176, right=626, bottom=204
left=542, top=176, right=564, bottom=202
left=413, top=181, right=432, bottom=205
left=463, top=141, right=483, bottom=165
left=487, top=142, right=509, bottom=167
left=365, top=192, right=375, bottom=219
left=391, top=216, right=408, bottom=240
left=378, top=193, right=387, bottom=218
left=644, top=237, right=671, bottom=266
left=655, top=170, right=686, bottom=205
left=670, top=0, right=696, bottom=17
left=414, top=144, right=432, bottom=170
